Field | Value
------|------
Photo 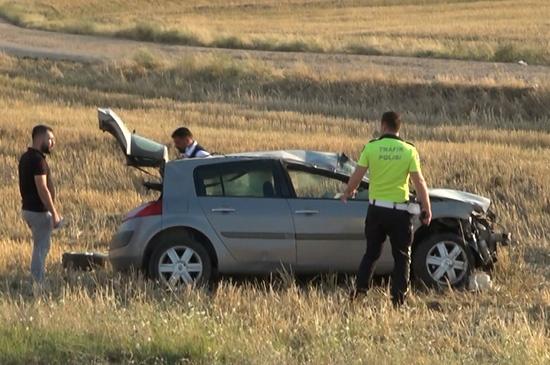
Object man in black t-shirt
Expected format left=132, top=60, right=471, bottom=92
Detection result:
left=18, top=125, right=62, bottom=283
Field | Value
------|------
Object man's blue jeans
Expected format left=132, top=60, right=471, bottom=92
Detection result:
left=22, top=210, right=53, bottom=282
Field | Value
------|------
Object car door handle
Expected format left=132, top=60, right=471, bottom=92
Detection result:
left=211, top=208, right=236, bottom=213
left=295, top=210, right=319, bottom=215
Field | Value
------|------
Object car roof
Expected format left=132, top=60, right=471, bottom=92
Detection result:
left=169, top=150, right=354, bottom=173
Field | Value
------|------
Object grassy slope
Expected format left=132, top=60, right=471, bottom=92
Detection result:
left=0, top=52, right=548, bottom=363
left=0, top=0, right=549, bottom=64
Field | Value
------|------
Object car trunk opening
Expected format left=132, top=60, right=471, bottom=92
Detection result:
left=98, top=108, right=168, bottom=168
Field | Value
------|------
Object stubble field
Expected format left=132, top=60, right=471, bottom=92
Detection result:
left=0, top=1, right=548, bottom=363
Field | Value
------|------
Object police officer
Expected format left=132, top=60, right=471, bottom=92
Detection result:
left=171, top=127, right=210, bottom=159
left=342, top=111, right=432, bottom=306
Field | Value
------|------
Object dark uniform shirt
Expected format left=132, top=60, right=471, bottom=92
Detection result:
left=18, top=148, right=54, bottom=212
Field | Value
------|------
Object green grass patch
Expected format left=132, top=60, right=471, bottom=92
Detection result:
left=115, top=22, right=203, bottom=46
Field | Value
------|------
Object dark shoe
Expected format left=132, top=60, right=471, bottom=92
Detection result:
left=349, top=288, right=367, bottom=301
left=391, top=297, right=406, bottom=308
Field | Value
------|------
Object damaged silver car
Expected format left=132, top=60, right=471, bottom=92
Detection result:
left=99, top=108, right=511, bottom=289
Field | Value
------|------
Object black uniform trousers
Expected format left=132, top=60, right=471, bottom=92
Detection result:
left=356, top=204, right=413, bottom=305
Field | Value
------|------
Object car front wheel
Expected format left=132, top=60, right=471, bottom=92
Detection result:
left=148, top=234, right=212, bottom=289
left=412, top=233, right=474, bottom=288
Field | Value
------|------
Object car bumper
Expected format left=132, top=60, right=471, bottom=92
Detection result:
left=489, top=231, right=512, bottom=246
left=469, top=210, right=512, bottom=266
left=109, top=246, right=142, bottom=272
left=108, top=217, right=156, bottom=272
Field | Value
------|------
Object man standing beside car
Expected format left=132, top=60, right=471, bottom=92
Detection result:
left=171, top=127, right=210, bottom=159
left=19, top=125, right=62, bottom=284
left=342, top=112, right=432, bottom=307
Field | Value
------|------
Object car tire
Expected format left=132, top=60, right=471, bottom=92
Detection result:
left=148, top=233, right=212, bottom=289
left=62, top=252, right=108, bottom=270
left=412, top=233, right=474, bottom=289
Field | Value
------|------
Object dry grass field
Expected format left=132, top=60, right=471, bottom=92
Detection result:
left=0, top=2, right=549, bottom=362
left=1, top=0, right=549, bottom=64
left=0, top=48, right=548, bottom=363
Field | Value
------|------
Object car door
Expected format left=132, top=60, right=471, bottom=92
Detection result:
left=284, top=163, right=393, bottom=272
left=194, top=159, right=296, bottom=271
left=98, top=107, right=168, bottom=168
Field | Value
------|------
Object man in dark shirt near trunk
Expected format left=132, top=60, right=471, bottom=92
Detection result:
left=18, top=125, right=62, bottom=283
left=171, top=127, right=210, bottom=159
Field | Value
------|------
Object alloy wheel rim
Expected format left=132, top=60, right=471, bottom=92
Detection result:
left=158, top=246, right=203, bottom=288
left=426, top=241, right=468, bottom=285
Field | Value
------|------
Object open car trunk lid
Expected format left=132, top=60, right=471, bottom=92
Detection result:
left=98, top=108, right=168, bottom=168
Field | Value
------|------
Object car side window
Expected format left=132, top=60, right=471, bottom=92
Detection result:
left=288, top=167, right=368, bottom=200
left=194, top=161, right=280, bottom=198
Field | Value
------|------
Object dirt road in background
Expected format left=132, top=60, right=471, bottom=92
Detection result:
left=1, top=18, right=549, bottom=83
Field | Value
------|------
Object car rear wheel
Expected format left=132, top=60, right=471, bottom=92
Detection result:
left=148, top=234, right=212, bottom=289
left=412, top=233, right=474, bottom=288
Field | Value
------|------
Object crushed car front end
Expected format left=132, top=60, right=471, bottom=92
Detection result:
left=428, top=188, right=512, bottom=270
left=463, top=208, right=512, bottom=269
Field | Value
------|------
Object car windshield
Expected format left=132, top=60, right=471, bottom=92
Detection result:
left=336, top=153, right=356, bottom=175
left=334, top=153, right=369, bottom=182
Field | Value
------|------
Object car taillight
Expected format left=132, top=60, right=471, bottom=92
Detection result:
left=124, top=200, right=162, bottom=221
